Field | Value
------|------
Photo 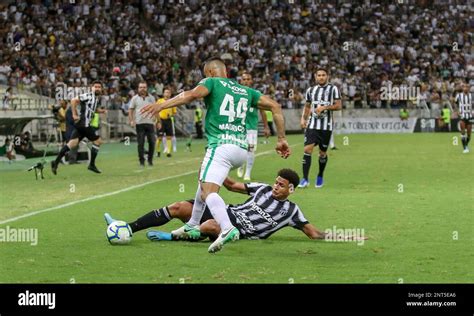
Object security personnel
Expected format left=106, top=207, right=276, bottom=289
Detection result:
left=156, top=88, right=176, bottom=157
left=441, top=105, right=451, bottom=132
left=195, top=105, right=203, bottom=139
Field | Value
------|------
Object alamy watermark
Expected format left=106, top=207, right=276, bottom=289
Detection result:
left=324, top=225, right=366, bottom=246
left=380, top=84, right=421, bottom=101
left=0, top=226, right=38, bottom=246
left=55, top=79, right=92, bottom=101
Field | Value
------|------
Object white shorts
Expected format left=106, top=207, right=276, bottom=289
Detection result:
left=199, top=144, right=247, bottom=185
left=247, top=129, right=258, bottom=151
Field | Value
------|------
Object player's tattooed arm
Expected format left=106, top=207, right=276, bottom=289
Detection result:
left=223, top=177, right=247, bottom=194
left=140, top=85, right=210, bottom=118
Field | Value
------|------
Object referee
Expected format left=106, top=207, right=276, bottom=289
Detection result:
left=129, top=82, right=156, bottom=166
left=51, top=81, right=106, bottom=174
left=454, top=82, right=472, bottom=153
left=298, top=68, right=341, bottom=188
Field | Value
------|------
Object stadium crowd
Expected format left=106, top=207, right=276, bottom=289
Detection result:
left=0, top=0, right=472, bottom=112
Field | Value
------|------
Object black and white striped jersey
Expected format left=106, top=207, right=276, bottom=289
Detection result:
left=77, top=92, right=100, bottom=127
left=305, top=84, right=341, bottom=131
left=455, top=92, right=472, bottom=120
left=226, top=183, right=309, bottom=239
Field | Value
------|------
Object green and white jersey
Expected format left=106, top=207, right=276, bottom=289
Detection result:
left=198, top=77, right=262, bottom=149
left=246, top=103, right=259, bottom=131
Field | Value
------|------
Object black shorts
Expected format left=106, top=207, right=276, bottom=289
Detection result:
left=304, top=129, right=332, bottom=152
left=158, top=119, right=174, bottom=137
left=70, top=125, right=100, bottom=142
left=460, top=118, right=473, bottom=125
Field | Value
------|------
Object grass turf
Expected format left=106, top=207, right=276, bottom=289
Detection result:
left=0, top=133, right=472, bottom=283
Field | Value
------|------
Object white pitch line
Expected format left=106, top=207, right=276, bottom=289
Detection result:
left=0, top=142, right=301, bottom=225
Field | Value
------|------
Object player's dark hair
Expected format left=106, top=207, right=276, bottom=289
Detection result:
left=278, top=169, right=300, bottom=189
left=138, top=81, right=147, bottom=87
left=315, top=67, right=329, bottom=75
left=91, top=81, right=102, bottom=86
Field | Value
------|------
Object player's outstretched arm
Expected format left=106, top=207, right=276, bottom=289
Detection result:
left=140, top=85, right=210, bottom=118
left=257, top=95, right=290, bottom=158
left=223, top=177, right=248, bottom=194
left=302, top=223, right=327, bottom=240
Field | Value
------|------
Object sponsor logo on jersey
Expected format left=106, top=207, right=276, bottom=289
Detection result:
left=219, top=80, right=248, bottom=95
left=250, top=202, right=278, bottom=227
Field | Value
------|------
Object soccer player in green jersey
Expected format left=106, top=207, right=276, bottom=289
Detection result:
left=237, top=72, right=270, bottom=181
left=141, top=57, right=290, bottom=253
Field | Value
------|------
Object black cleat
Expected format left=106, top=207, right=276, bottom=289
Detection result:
left=156, top=152, right=161, bottom=158
left=166, top=153, right=172, bottom=158
left=148, top=161, right=153, bottom=167
left=87, top=164, right=102, bottom=174
left=51, top=161, right=58, bottom=175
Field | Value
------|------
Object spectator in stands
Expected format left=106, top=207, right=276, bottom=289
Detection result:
left=0, top=1, right=470, bottom=110
left=2, top=87, right=14, bottom=110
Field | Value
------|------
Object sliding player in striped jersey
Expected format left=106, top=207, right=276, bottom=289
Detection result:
left=140, top=57, right=290, bottom=253
left=104, top=169, right=366, bottom=244
left=454, top=83, right=472, bottom=153
left=299, top=68, right=341, bottom=188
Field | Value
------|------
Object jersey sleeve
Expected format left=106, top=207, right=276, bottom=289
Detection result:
left=305, top=87, right=312, bottom=102
left=79, top=93, right=89, bottom=102
left=454, top=94, right=459, bottom=106
left=332, top=85, right=341, bottom=100
left=288, top=205, right=309, bottom=229
left=245, top=182, right=268, bottom=196
left=197, top=78, right=214, bottom=93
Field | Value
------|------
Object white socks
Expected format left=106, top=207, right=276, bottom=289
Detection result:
left=187, top=186, right=206, bottom=227
left=205, top=192, right=233, bottom=231
left=245, top=151, right=255, bottom=178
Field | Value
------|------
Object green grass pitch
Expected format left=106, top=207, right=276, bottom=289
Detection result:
left=0, top=134, right=472, bottom=283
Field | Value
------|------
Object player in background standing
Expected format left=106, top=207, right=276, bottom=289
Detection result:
left=155, top=88, right=176, bottom=157
left=236, top=72, right=270, bottom=181
left=51, top=81, right=106, bottom=174
left=299, top=68, right=341, bottom=188
left=141, top=57, right=290, bottom=253
left=454, top=83, right=472, bottom=153
left=129, top=82, right=156, bottom=166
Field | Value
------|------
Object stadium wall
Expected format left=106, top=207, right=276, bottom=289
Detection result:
left=0, top=108, right=453, bottom=140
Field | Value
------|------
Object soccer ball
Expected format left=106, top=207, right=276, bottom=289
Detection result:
left=106, top=221, right=132, bottom=245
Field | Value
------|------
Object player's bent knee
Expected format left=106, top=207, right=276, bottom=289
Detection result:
left=68, top=139, right=79, bottom=148
left=200, top=219, right=220, bottom=237
left=168, top=201, right=192, bottom=221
